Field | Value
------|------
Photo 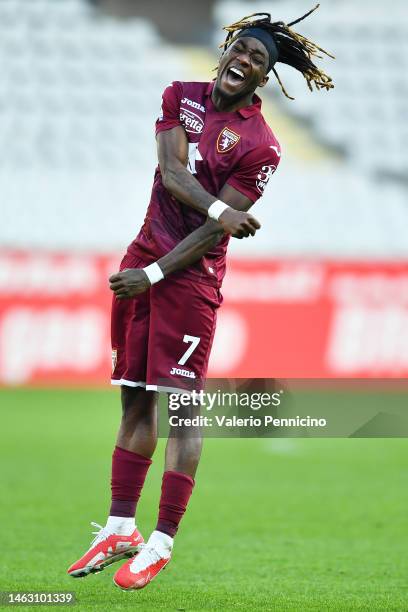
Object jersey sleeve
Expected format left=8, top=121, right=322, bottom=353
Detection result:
left=155, top=81, right=183, bottom=135
left=226, top=144, right=281, bottom=203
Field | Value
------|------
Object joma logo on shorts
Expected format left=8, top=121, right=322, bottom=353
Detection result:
left=170, top=367, right=196, bottom=379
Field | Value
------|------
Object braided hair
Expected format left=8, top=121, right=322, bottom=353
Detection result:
left=220, top=4, right=334, bottom=100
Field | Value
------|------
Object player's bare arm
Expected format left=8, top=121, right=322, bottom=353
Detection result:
left=109, top=185, right=254, bottom=299
left=109, top=220, right=221, bottom=299
left=157, top=126, right=260, bottom=237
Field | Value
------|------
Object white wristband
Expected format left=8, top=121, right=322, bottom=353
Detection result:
left=143, top=262, right=164, bottom=286
left=208, top=200, right=230, bottom=221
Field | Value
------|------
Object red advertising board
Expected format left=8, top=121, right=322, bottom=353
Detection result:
left=0, top=250, right=407, bottom=386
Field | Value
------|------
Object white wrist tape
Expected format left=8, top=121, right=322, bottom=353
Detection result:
left=143, top=262, right=164, bottom=286
left=208, top=200, right=230, bottom=221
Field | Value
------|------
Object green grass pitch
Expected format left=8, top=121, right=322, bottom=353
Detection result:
left=1, top=388, right=407, bottom=611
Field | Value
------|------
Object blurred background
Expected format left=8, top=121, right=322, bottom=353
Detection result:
left=0, top=0, right=408, bottom=385
left=1, top=4, right=407, bottom=608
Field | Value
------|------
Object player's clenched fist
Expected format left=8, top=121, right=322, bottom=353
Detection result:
left=218, top=208, right=261, bottom=239
left=109, top=268, right=151, bottom=299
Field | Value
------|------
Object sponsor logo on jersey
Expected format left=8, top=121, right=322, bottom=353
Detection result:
left=217, top=127, right=241, bottom=153
left=256, top=164, right=277, bottom=194
left=181, top=97, right=206, bottom=113
left=180, top=108, right=204, bottom=134
left=111, top=349, right=117, bottom=373
left=170, top=366, right=196, bottom=379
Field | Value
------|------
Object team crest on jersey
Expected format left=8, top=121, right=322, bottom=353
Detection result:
left=216, top=127, right=241, bottom=153
left=111, top=349, right=117, bottom=374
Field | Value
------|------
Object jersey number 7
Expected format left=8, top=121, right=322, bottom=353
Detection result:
left=178, top=334, right=201, bottom=365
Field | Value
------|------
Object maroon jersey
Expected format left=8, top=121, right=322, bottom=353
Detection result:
left=128, top=80, right=281, bottom=288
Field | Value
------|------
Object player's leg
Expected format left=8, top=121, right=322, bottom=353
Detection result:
left=114, top=276, right=220, bottom=590
left=116, top=385, right=158, bottom=457
left=68, top=254, right=154, bottom=578
left=164, top=399, right=203, bottom=477
left=108, top=385, right=158, bottom=530
left=154, top=398, right=202, bottom=538
left=133, top=401, right=202, bottom=583
left=67, top=388, right=155, bottom=578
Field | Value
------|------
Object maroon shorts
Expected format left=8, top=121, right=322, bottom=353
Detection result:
left=111, top=251, right=222, bottom=392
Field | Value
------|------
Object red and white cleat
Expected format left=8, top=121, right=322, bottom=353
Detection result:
left=113, top=531, right=173, bottom=590
left=67, top=522, right=144, bottom=578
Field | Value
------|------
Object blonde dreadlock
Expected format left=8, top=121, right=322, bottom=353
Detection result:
left=220, top=4, right=334, bottom=100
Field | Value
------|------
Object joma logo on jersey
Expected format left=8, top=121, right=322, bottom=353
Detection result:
left=256, top=164, right=277, bottom=194
left=170, top=366, right=196, bottom=379
left=217, top=127, right=241, bottom=153
left=180, top=108, right=204, bottom=134
left=181, top=97, right=205, bottom=113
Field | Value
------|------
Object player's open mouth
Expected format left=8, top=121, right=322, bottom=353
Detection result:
left=226, top=66, right=246, bottom=84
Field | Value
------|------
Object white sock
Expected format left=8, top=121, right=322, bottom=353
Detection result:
left=149, top=530, right=173, bottom=552
left=106, top=515, right=135, bottom=536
